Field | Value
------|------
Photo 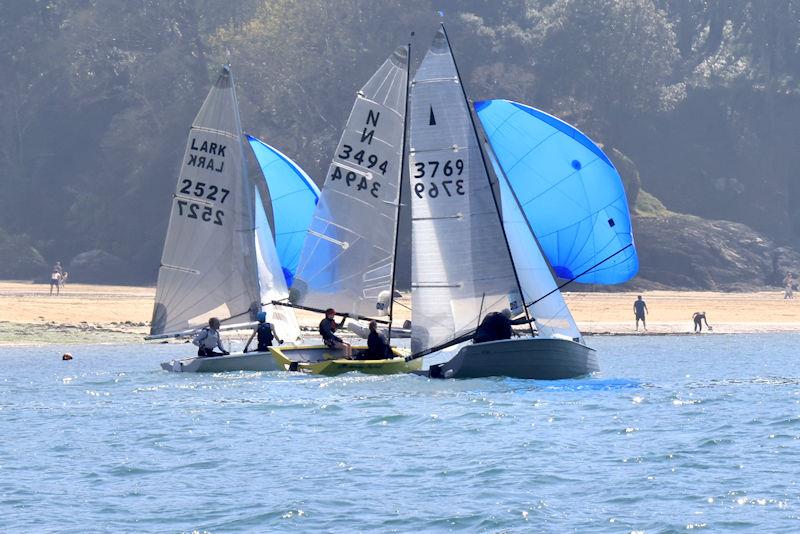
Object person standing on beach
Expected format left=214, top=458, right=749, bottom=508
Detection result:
left=633, top=295, right=648, bottom=331
left=784, top=272, right=794, bottom=299
left=49, top=269, right=61, bottom=296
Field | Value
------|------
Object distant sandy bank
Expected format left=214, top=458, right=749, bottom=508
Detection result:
left=0, top=281, right=797, bottom=345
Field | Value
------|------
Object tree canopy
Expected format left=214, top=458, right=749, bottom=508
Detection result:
left=1, top=0, right=798, bottom=283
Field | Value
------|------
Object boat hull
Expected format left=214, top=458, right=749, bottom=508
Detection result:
left=269, top=345, right=421, bottom=376
left=431, top=337, right=598, bottom=379
left=160, top=351, right=279, bottom=373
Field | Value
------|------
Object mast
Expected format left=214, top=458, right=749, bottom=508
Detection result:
left=439, top=24, right=535, bottom=336
left=387, top=41, right=412, bottom=346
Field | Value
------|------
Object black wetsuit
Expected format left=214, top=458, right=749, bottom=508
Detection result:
left=255, top=322, right=275, bottom=351
left=360, top=331, right=390, bottom=360
left=474, top=312, right=513, bottom=344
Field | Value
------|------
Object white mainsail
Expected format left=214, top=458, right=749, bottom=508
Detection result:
left=409, top=29, right=525, bottom=354
left=290, top=46, right=409, bottom=319
left=151, top=66, right=268, bottom=336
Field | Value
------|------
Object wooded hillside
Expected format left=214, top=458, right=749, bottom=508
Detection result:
left=2, top=0, right=798, bottom=288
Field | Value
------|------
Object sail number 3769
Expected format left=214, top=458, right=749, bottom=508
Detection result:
left=412, top=159, right=465, bottom=198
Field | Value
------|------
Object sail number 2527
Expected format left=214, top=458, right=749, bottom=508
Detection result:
left=176, top=178, right=228, bottom=226
left=412, top=159, right=465, bottom=198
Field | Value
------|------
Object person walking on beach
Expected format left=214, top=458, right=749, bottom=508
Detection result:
left=692, top=311, right=711, bottom=332
left=784, top=272, right=794, bottom=299
left=633, top=295, right=648, bottom=331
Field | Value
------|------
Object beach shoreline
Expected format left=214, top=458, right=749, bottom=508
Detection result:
left=0, top=281, right=797, bottom=345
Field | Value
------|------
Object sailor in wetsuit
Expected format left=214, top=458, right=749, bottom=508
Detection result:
left=319, top=308, right=352, bottom=358
left=473, top=309, right=529, bottom=344
left=193, top=317, right=229, bottom=357
left=355, top=320, right=391, bottom=360
left=244, top=311, right=284, bottom=352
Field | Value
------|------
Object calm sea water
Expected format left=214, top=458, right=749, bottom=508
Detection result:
left=1, top=334, right=799, bottom=532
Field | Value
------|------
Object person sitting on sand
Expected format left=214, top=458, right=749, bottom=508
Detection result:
left=50, top=269, right=61, bottom=296
left=633, top=295, right=648, bottom=331
left=193, top=317, right=229, bottom=357
left=354, top=321, right=390, bottom=360
left=692, top=311, right=711, bottom=332
left=244, top=311, right=283, bottom=353
left=319, top=308, right=351, bottom=358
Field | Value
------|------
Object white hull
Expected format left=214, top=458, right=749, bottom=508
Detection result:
left=160, top=351, right=279, bottom=373
left=430, top=337, right=597, bottom=380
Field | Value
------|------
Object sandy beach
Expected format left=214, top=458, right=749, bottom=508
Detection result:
left=0, top=280, right=797, bottom=345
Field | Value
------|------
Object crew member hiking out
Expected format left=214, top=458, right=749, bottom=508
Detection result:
left=193, top=317, right=229, bottom=357
left=473, top=309, right=528, bottom=344
left=245, top=311, right=283, bottom=352
left=633, top=295, right=648, bottom=332
left=319, top=308, right=352, bottom=358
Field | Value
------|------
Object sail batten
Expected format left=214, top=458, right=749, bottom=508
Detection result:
left=291, top=46, right=409, bottom=318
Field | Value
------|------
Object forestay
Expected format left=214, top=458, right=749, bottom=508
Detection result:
left=150, top=66, right=260, bottom=335
left=291, top=46, right=408, bottom=318
left=409, top=29, right=522, bottom=354
left=475, top=99, right=638, bottom=284
left=247, top=134, right=320, bottom=287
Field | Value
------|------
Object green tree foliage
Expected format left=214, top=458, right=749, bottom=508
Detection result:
left=0, top=0, right=798, bottom=282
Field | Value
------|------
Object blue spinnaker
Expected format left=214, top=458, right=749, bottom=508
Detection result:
left=247, top=135, right=320, bottom=287
left=476, top=99, right=638, bottom=284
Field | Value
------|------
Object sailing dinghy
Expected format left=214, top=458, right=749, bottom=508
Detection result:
left=151, top=66, right=302, bottom=373
left=405, top=27, right=599, bottom=379
left=269, top=45, right=421, bottom=375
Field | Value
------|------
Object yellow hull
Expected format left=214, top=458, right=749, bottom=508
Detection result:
left=269, top=345, right=421, bottom=376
